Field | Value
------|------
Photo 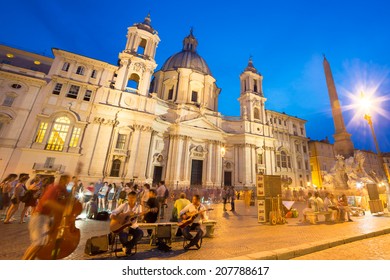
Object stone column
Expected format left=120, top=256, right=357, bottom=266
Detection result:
left=126, top=124, right=142, bottom=179
left=206, top=141, right=214, bottom=186
left=134, top=126, right=153, bottom=181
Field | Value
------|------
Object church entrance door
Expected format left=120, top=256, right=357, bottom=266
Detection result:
left=153, top=166, right=163, bottom=184
left=190, top=159, right=203, bottom=187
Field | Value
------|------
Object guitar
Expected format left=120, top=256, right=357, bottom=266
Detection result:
left=177, top=208, right=214, bottom=229
left=110, top=209, right=150, bottom=234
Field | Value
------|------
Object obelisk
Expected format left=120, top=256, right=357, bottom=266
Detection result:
left=323, top=56, right=354, bottom=158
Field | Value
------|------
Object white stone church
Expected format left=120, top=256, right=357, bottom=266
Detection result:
left=0, top=15, right=311, bottom=189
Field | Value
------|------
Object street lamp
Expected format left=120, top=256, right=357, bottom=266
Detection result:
left=359, top=92, right=390, bottom=211
left=221, top=146, right=226, bottom=188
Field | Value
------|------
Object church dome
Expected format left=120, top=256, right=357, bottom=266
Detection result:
left=161, top=29, right=212, bottom=75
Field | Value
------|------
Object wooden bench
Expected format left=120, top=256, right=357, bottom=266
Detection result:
left=138, top=219, right=217, bottom=243
left=305, top=211, right=333, bottom=224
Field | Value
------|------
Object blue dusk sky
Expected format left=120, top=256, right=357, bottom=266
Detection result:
left=1, top=0, right=390, bottom=152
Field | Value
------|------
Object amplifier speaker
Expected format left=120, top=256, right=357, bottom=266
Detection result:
left=84, top=234, right=109, bottom=255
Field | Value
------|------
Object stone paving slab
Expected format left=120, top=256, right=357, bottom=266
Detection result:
left=1, top=200, right=390, bottom=260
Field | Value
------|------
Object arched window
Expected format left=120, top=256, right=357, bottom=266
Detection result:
left=137, top=38, right=147, bottom=55
left=110, top=159, right=121, bottom=177
left=46, top=117, right=71, bottom=151
left=281, top=151, right=287, bottom=168
left=127, top=73, right=140, bottom=91
left=254, top=108, right=260, bottom=120
left=76, top=66, right=85, bottom=75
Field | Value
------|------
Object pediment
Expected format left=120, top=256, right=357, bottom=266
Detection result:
left=180, top=117, right=222, bottom=132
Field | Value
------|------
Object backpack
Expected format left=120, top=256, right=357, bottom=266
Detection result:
left=164, top=186, right=169, bottom=199
left=96, top=211, right=110, bottom=221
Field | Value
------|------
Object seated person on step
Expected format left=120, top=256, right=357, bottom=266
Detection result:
left=302, top=192, right=317, bottom=222
left=324, top=192, right=340, bottom=221
left=314, top=192, right=325, bottom=211
left=110, top=191, right=144, bottom=255
left=179, top=194, right=208, bottom=250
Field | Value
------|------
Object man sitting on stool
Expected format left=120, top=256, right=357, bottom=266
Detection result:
left=179, top=194, right=208, bottom=250
left=110, top=191, right=144, bottom=255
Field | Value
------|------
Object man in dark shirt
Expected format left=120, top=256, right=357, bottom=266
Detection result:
left=144, top=189, right=159, bottom=236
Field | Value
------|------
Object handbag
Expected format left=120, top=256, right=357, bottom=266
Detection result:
left=21, top=189, right=33, bottom=203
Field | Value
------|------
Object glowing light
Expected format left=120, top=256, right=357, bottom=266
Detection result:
left=34, top=60, right=41, bottom=65
left=356, top=182, right=363, bottom=189
left=6, top=53, right=14, bottom=58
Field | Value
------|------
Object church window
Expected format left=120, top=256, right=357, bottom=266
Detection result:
left=191, top=91, right=198, bottom=102
left=296, top=143, right=300, bottom=152
left=76, top=66, right=85, bottom=75
left=278, top=119, right=282, bottom=125
left=297, top=159, right=302, bottom=170
left=69, top=127, right=81, bottom=147
left=137, top=39, right=147, bottom=56
left=35, top=122, right=48, bottom=143
left=300, top=127, right=304, bottom=135
left=254, top=81, right=258, bottom=92
left=168, top=88, right=174, bottom=100
left=276, top=154, right=281, bottom=168
left=127, top=73, right=140, bottom=90
left=62, top=62, right=70, bottom=72
left=303, top=145, right=307, bottom=153
left=45, top=117, right=71, bottom=151
left=116, top=134, right=127, bottom=150
left=52, top=83, right=63, bottom=95
left=110, top=159, right=121, bottom=177
left=66, top=85, right=80, bottom=99
left=254, top=108, right=260, bottom=120
left=281, top=151, right=287, bottom=168
left=2, top=95, right=16, bottom=107
left=84, top=90, right=92, bottom=101
left=91, top=70, right=97, bottom=78
left=257, top=154, right=263, bottom=164
left=305, top=160, right=309, bottom=170
left=287, top=155, right=291, bottom=168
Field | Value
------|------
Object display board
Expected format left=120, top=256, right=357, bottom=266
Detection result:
left=257, top=174, right=281, bottom=223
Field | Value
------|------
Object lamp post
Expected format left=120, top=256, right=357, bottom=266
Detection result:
left=221, top=146, right=226, bottom=189
left=360, top=93, right=390, bottom=211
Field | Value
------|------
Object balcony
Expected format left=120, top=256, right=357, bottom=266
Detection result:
left=32, top=163, right=65, bottom=173
left=113, top=149, right=129, bottom=156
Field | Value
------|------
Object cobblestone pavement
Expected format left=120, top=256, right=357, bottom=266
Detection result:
left=1, top=200, right=390, bottom=260
left=292, top=233, right=390, bottom=260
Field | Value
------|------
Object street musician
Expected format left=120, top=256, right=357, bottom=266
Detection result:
left=110, top=191, right=144, bottom=255
left=179, top=194, right=208, bottom=250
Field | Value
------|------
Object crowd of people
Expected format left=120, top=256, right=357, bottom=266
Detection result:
left=0, top=173, right=55, bottom=224
left=301, top=191, right=356, bottom=222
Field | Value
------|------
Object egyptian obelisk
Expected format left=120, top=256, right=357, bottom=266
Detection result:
left=323, top=56, right=354, bottom=158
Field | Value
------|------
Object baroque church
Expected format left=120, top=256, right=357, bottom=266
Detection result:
left=0, top=15, right=311, bottom=189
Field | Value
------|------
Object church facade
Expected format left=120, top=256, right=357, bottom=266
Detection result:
left=0, top=15, right=311, bottom=189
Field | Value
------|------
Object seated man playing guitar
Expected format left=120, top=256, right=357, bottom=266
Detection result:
left=110, top=191, right=144, bottom=255
left=179, top=194, right=208, bottom=250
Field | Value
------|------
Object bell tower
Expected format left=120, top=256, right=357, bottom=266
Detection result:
left=114, top=14, right=160, bottom=96
left=238, top=58, right=267, bottom=122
